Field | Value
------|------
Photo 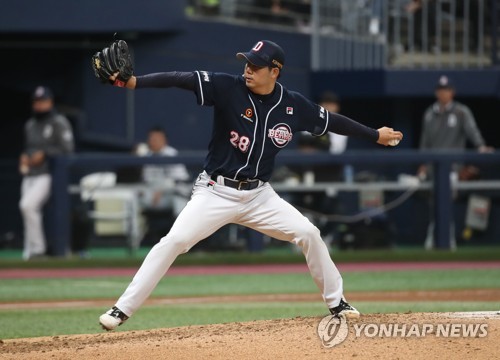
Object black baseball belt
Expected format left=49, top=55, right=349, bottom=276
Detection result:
left=210, top=174, right=261, bottom=191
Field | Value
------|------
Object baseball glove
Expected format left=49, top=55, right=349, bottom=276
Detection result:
left=92, top=40, right=134, bottom=87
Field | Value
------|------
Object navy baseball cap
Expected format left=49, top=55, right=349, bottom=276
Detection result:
left=236, top=40, right=285, bottom=70
left=32, top=86, right=54, bottom=101
left=436, top=75, right=454, bottom=90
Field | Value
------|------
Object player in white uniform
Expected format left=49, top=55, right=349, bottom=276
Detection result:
left=94, top=40, right=403, bottom=330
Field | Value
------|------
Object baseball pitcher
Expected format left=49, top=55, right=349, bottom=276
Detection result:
left=92, top=39, right=403, bottom=330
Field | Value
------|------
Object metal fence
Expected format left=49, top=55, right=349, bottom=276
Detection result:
left=187, top=0, right=499, bottom=69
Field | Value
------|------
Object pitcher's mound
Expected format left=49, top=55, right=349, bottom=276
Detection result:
left=1, top=312, right=499, bottom=360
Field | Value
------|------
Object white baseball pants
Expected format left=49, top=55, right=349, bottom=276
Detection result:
left=116, top=172, right=344, bottom=316
left=19, top=174, right=51, bottom=260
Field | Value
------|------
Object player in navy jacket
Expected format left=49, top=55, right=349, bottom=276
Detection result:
left=98, top=40, right=403, bottom=331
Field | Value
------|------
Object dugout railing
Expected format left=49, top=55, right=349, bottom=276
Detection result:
left=47, top=150, right=500, bottom=256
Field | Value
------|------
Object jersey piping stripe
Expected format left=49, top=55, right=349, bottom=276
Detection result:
left=254, top=83, right=283, bottom=178
left=233, top=96, right=259, bottom=180
left=317, top=110, right=329, bottom=136
left=195, top=71, right=204, bottom=106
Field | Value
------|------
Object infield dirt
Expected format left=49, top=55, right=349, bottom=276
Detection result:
left=1, top=311, right=499, bottom=360
left=1, top=263, right=499, bottom=359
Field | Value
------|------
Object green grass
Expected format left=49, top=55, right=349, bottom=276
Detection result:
left=0, top=260, right=499, bottom=340
left=0, top=245, right=499, bottom=269
left=0, top=269, right=499, bottom=302
left=1, top=301, right=497, bottom=340
left=343, top=269, right=500, bottom=292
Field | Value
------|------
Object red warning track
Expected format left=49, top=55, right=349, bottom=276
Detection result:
left=1, top=261, right=499, bottom=279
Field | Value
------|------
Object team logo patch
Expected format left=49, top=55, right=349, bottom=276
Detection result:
left=241, top=108, right=254, bottom=123
left=286, top=107, right=293, bottom=115
left=200, top=71, right=210, bottom=82
left=319, top=106, right=326, bottom=119
left=447, top=114, right=457, bottom=127
left=268, top=123, right=293, bottom=148
left=43, top=125, right=53, bottom=138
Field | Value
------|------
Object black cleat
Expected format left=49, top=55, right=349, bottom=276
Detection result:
left=99, top=306, right=129, bottom=331
left=329, top=298, right=360, bottom=319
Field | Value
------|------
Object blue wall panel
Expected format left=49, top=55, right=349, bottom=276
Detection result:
left=311, top=69, right=500, bottom=99
left=0, top=0, right=185, bottom=33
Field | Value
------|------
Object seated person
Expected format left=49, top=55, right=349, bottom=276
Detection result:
left=136, top=126, right=191, bottom=244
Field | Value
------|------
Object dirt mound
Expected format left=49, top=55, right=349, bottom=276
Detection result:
left=1, top=312, right=499, bottom=360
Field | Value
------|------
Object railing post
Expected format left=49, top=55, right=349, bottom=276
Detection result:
left=433, top=159, right=453, bottom=250
left=490, top=0, right=498, bottom=65
left=50, top=155, right=71, bottom=257
left=311, top=0, right=320, bottom=71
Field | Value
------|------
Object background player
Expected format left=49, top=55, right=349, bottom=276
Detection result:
left=94, top=39, right=403, bottom=330
left=19, top=86, right=74, bottom=260
left=417, top=74, right=493, bottom=250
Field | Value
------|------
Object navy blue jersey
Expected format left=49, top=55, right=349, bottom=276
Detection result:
left=193, top=71, right=330, bottom=182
